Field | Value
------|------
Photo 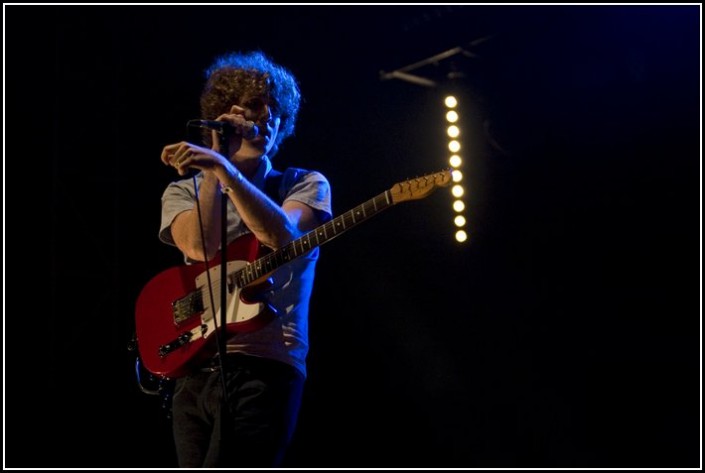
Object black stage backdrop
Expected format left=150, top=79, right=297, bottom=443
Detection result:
left=5, top=4, right=700, bottom=469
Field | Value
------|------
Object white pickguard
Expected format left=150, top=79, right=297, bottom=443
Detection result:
left=185, top=260, right=265, bottom=341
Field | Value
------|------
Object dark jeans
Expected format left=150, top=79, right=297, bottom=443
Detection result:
left=171, top=353, right=305, bottom=468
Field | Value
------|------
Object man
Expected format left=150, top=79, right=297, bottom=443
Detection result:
left=158, top=50, right=332, bottom=467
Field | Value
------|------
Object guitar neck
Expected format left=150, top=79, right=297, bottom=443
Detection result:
left=236, top=190, right=395, bottom=287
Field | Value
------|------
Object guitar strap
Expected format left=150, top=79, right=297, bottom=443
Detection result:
left=264, top=168, right=284, bottom=204
left=264, top=167, right=309, bottom=205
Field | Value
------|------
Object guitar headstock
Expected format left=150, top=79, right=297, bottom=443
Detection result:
left=389, top=169, right=453, bottom=204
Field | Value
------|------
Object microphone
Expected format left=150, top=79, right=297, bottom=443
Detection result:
left=187, top=119, right=259, bottom=139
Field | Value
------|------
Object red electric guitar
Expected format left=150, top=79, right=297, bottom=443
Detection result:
left=135, top=170, right=452, bottom=378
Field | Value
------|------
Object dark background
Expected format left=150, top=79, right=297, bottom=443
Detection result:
left=5, top=4, right=700, bottom=468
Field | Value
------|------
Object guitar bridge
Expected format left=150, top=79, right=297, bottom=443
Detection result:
left=171, top=291, right=205, bottom=325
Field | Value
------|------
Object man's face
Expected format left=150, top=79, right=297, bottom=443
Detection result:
left=229, top=95, right=280, bottom=161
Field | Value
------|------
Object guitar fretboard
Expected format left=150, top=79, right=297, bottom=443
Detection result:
left=235, top=190, right=394, bottom=287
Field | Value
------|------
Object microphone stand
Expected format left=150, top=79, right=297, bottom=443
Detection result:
left=213, top=132, right=235, bottom=458
left=216, top=133, right=230, bottom=400
left=186, top=120, right=232, bottom=389
left=186, top=122, right=236, bottom=454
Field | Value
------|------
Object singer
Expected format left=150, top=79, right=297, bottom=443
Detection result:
left=157, top=50, right=332, bottom=467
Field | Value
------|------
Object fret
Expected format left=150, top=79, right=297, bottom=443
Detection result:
left=274, top=251, right=283, bottom=267
left=284, top=244, right=292, bottom=259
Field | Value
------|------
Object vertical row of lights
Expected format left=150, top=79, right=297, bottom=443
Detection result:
left=444, top=95, right=467, bottom=243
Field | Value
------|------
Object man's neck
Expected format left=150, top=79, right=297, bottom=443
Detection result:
left=235, top=156, right=266, bottom=179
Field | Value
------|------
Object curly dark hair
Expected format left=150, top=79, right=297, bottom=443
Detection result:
left=200, top=50, right=301, bottom=153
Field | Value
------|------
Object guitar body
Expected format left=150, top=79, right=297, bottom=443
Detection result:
left=135, top=233, right=274, bottom=378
